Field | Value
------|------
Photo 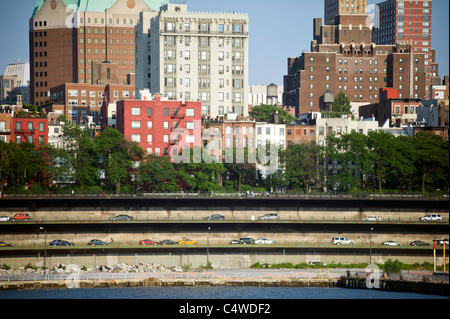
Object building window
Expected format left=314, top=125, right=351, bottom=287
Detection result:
left=131, top=134, right=141, bottom=142
left=131, top=121, right=141, bottom=129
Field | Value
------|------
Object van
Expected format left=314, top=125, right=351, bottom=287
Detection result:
left=419, top=214, right=442, bottom=222
left=239, top=238, right=255, bottom=244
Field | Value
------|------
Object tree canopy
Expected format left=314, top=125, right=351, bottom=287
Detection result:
left=249, top=104, right=296, bottom=123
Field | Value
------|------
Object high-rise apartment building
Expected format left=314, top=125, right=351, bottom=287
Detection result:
left=284, top=14, right=427, bottom=116
left=135, top=3, right=249, bottom=119
left=0, top=61, right=30, bottom=105
left=324, top=0, right=368, bottom=25
left=29, top=0, right=167, bottom=106
left=373, top=0, right=433, bottom=98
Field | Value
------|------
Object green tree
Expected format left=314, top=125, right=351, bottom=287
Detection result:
left=176, top=147, right=226, bottom=192
left=326, top=132, right=373, bottom=192
left=367, top=131, right=416, bottom=195
left=225, top=148, right=257, bottom=193
left=332, top=91, right=351, bottom=113
left=0, top=141, right=51, bottom=194
left=413, top=132, right=449, bottom=194
left=250, top=104, right=296, bottom=123
left=94, top=127, right=144, bottom=194
left=279, top=143, right=323, bottom=192
left=56, top=123, right=99, bottom=189
left=137, top=154, right=179, bottom=192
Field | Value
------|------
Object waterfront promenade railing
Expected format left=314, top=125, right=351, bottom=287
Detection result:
left=1, top=191, right=448, bottom=200
left=0, top=269, right=447, bottom=284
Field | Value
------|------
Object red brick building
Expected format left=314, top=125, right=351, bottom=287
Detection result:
left=29, top=0, right=162, bottom=106
left=359, top=87, right=421, bottom=127
left=286, top=122, right=317, bottom=146
left=50, top=82, right=135, bottom=126
left=284, top=12, right=429, bottom=116
left=116, top=96, right=202, bottom=158
left=11, top=115, right=48, bottom=146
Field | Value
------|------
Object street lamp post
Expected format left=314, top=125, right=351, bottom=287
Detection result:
left=207, top=227, right=211, bottom=267
left=40, top=227, right=47, bottom=270
left=369, top=227, right=373, bottom=265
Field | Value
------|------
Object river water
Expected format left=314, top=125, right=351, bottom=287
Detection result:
left=0, top=286, right=446, bottom=299
left=1, top=286, right=446, bottom=318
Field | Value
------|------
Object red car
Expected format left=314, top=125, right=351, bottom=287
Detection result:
left=12, top=213, right=30, bottom=221
left=139, top=239, right=158, bottom=245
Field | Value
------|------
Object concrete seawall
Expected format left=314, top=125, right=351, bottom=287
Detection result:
left=0, top=278, right=338, bottom=290
left=337, top=277, right=449, bottom=296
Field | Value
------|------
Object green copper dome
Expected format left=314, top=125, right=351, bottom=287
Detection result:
left=32, top=0, right=168, bottom=17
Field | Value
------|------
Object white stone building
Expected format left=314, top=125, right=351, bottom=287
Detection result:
left=135, top=3, right=249, bottom=119
left=255, top=121, right=286, bottom=177
left=315, top=115, right=379, bottom=146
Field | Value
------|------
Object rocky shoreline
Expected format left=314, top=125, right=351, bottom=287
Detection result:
left=0, top=262, right=184, bottom=276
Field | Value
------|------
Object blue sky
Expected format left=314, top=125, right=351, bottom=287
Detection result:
left=0, top=0, right=448, bottom=86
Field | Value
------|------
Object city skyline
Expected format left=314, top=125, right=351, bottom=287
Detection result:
left=0, top=0, right=448, bottom=88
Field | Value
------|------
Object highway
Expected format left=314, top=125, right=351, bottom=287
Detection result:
left=0, top=196, right=448, bottom=268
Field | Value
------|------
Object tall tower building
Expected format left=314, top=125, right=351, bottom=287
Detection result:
left=373, top=0, right=433, bottom=98
left=284, top=7, right=427, bottom=116
left=135, top=3, right=249, bottom=119
left=324, top=0, right=368, bottom=25
left=29, top=0, right=167, bottom=106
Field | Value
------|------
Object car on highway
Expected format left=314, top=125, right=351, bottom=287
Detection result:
left=419, top=214, right=442, bottom=222
left=109, top=214, right=134, bottom=221
left=159, top=240, right=176, bottom=245
left=332, top=237, right=355, bottom=245
left=88, top=239, right=107, bottom=246
left=258, top=214, right=279, bottom=221
left=178, top=238, right=199, bottom=246
left=362, top=216, right=381, bottom=222
left=0, top=241, right=12, bottom=247
left=255, top=238, right=276, bottom=245
left=139, top=239, right=158, bottom=245
left=0, top=216, right=11, bottom=222
left=382, top=241, right=401, bottom=246
left=410, top=240, right=430, bottom=246
left=11, top=213, right=30, bottom=221
left=229, top=240, right=239, bottom=245
left=239, top=237, right=255, bottom=245
left=437, top=238, right=449, bottom=246
left=49, top=240, right=75, bottom=246
left=204, top=214, right=225, bottom=221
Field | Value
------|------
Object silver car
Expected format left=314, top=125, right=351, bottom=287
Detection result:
left=382, top=241, right=401, bottom=246
left=258, top=214, right=279, bottom=221
left=255, top=238, right=276, bottom=245
left=0, top=216, right=11, bottom=222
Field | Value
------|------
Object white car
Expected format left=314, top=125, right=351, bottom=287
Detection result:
left=382, top=241, right=401, bottom=246
left=419, top=214, right=442, bottom=222
left=363, top=216, right=381, bottom=221
left=332, top=237, right=355, bottom=245
left=0, top=216, right=11, bottom=222
left=255, top=238, right=276, bottom=245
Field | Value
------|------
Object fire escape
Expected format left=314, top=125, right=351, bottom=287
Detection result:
left=169, top=104, right=185, bottom=146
